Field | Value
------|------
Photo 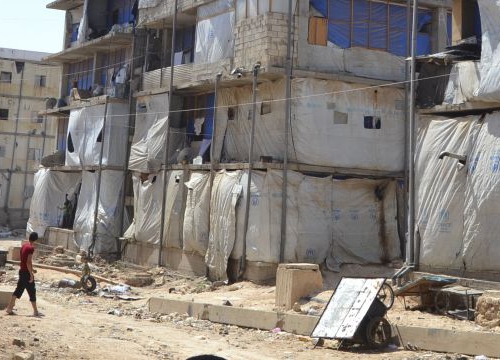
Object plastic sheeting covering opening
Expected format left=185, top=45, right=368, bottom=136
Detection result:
left=474, top=0, right=500, bottom=102
left=194, top=10, right=235, bottom=64
left=27, top=169, right=81, bottom=236
left=65, top=103, right=129, bottom=167
left=206, top=170, right=243, bottom=281
left=73, top=170, right=124, bottom=255
left=214, top=78, right=405, bottom=172
left=415, top=114, right=500, bottom=273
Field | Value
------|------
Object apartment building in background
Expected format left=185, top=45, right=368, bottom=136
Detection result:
left=0, top=48, right=60, bottom=229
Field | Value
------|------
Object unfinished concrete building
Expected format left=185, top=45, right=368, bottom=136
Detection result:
left=31, top=0, right=456, bottom=281
left=0, top=48, right=60, bottom=229
left=412, top=0, right=500, bottom=280
left=30, top=0, right=144, bottom=256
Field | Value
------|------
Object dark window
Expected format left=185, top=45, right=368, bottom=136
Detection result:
left=228, top=107, right=236, bottom=120
left=0, top=145, right=5, bottom=157
left=35, top=75, right=47, bottom=87
left=364, top=116, right=381, bottom=129
left=67, top=132, right=75, bottom=153
left=261, top=101, right=272, bottom=115
left=96, top=128, right=103, bottom=143
left=0, top=109, right=8, bottom=120
left=174, top=26, right=196, bottom=65
left=0, top=72, right=12, bottom=83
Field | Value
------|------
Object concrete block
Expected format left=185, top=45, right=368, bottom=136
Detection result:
left=148, top=297, right=319, bottom=334
left=0, top=287, right=13, bottom=309
left=7, top=246, right=21, bottom=262
left=275, top=263, right=323, bottom=310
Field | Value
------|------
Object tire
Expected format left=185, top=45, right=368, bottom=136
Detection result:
left=377, top=283, right=395, bottom=310
left=81, top=275, right=97, bottom=292
left=365, top=317, right=392, bottom=348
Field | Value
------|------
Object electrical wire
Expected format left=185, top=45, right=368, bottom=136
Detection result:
left=3, top=70, right=466, bottom=123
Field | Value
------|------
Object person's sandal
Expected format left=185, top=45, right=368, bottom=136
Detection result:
left=33, top=312, right=44, bottom=317
left=5, top=310, right=16, bottom=315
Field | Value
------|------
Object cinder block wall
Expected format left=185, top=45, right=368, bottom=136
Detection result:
left=234, top=13, right=298, bottom=70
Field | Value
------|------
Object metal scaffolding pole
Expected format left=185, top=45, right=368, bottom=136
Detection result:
left=240, top=63, right=260, bottom=277
left=158, top=0, right=178, bottom=266
left=408, top=0, right=419, bottom=267
left=280, top=0, right=293, bottom=263
left=90, top=96, right=109, bottom=257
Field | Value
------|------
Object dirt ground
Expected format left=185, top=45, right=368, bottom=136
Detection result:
left=0, top=239, right=495, bottom=359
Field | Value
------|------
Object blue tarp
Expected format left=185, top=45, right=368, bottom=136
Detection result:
left=311, top=0, right=433, bottom=56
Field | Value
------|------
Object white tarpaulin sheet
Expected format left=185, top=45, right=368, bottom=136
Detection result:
left=206, top=170, right=243, bottom=281
left=444, top=62, right=481, bottom=105
left=232, top=171, right=282, bottom=263
left=463, top=112, right=500, bottom=271
left=329, top=180, right=399, bottom=268
left=183, top=172, right=211, bottom=256
left=73, top=170, right=124, bottom=255
left=198, top=0, right=234, bottom=19
left=215, top=79, right=288, bottom=163
left=125, top=170, right=186, bottom=249
left=292, top=78, right=405, bottom=171
left=475, top=0, right=500, bottom=102
left=230, top=170, right=400, bottom=266
left=77, top=0, right=89, bottom=44
left=194, top=11, right=235, bottom=64
left=66, top=103, right=129, bottom=167
left=215, top=78, right=405, bottom=172
left=129, top=94, right=169, bottom=172
left=415, top=116, right=478, bottom=270
left=126, top=172, right=163, bottom=244
left=163, top=170, right=186, bottom=249
left=27, top=169, right=81, bottom=236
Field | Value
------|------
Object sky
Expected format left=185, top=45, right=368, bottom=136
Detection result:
left=0, top=1, right=65, bottom=54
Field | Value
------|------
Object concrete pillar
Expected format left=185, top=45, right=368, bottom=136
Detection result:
left=433, top=7, right=449, bottom=52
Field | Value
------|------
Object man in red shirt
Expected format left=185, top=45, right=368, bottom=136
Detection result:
left=5, top=232, right=41, bottom=316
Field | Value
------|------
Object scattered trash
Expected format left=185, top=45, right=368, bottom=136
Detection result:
left=103, top=284, right=131, bottom=294
left=475, top=356, right=490, bottom=360
left=222, top=300, right=232, bottom=306
left=271, top=327, right=282, bottom=333
left=57, top=279, right=81, bottom=289
left=12, top=338, right=26, bottom=347
left=108, top=309, right=123, bottom=316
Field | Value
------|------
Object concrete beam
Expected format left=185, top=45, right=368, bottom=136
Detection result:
left=149, top=296, right=500, bottom=357
left=148, top=297, right=318, bottom=335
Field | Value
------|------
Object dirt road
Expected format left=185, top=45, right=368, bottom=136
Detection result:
left=0, top=265, right=472, bottom=360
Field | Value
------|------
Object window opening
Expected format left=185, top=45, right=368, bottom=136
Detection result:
left=67, top=132, right=75, bottom=153
left=0, top=72, right=12, bottom=83
left=261, top=101, right=272, bottom=115
left=364, top=116, right=381, bottom=129
left=0, top=109, right=8, bottom=120
left=35, top=75, right=47, bottom=87
left=96, top=128, right=103, bottom=143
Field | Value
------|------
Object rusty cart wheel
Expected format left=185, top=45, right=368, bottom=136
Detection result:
left=81, top=275, right=97, bottom=292
left=366, top=317, right=392, bottom=348
left=377, top=283, right=395, bottom=310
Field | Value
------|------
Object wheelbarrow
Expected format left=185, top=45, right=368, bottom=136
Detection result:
left=311, top=278, right=392, bottom=349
